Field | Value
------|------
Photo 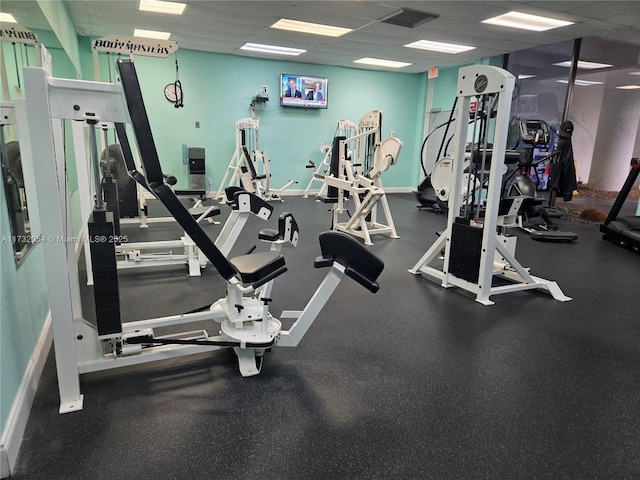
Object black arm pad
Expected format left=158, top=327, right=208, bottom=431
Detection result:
left=345, top=266, right=380, bottom=294
left=316, top=232, right=384, bottom=292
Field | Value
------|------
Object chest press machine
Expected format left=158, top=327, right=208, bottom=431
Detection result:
left=318, top=110, right=403, bottom=245
left=21, top=59, right=384, bottom=413
left=408, top=65, right=571, bottom=305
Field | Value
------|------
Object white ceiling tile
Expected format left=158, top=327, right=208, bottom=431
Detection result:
left=298, top=1, right=400, bottom=21
left=7, top=0, right=639, bottom=74
left=565, top=1, right=640, bottom=19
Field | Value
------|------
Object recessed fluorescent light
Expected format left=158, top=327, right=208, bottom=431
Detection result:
left=271, top=19, right=352, bottom=37
left=557, top=79, right=603, bottom=86
left=404, top=40, right=475, bottom=54
left=240, top=43, right=306, bottom=56
left=554, top=60, right=613, bottom=69
left=518, top=74, right=536, bottom=80
left=482, top=11, right=573, bottom=31
left=139, top=0, right=186, bottom=15
left=616, top=85, right=640, bottom=90
left=0, top=12, right=18, bottom=23
left=629, top=71, right=640, bottom=76
left=354, top=57, right=412, bottom=68
left=133, top=29, right=171, bottom=40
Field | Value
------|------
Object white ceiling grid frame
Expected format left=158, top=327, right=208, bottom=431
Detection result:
left=0, top=1, right=637, bottom=73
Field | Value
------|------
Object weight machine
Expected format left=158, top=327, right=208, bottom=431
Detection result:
left=303, top=119, right=358, bottom=199
left=20, top=60, right=384, bottom=413
left=215, top=117, right=297, bottom=202
left=318, top=110, right=403, bottom=245
left=409, top=65, right=571, bottom=305
left=111, top=127, right=275, bottom=275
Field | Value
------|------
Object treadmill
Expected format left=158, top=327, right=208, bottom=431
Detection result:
left=600, top=157, right=640, bottom=250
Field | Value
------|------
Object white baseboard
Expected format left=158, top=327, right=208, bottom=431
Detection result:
left=284, top=187, right=414, bottom=196
left=206, top=187, right=414, bottom=199
left=0, top=314, right=53, bottom=479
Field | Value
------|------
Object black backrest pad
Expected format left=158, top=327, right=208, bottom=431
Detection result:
left=117, top=59, right=237, bottom=280
left=225, top=186, right=245, bottom=205
left=316, top=231, right=384, bottom=293
left=327, top=135, right=345, bottom=199
left=114, top=123, right=152, bottom=194
left=241, top=146, right=259, bottom=178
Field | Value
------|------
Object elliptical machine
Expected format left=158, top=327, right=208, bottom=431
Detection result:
left=505, top=119, right=577, bottom=242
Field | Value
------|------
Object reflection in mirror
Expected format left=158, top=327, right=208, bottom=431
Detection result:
left=1, top=125, right=33, bottom=263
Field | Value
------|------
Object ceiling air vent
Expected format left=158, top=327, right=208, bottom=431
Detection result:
left=381, top=9, right=439, bottom=28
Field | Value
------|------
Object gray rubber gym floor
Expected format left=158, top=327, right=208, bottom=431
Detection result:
left=11, top=193, right=640, bottom=480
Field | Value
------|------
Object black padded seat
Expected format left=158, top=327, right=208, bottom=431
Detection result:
left=174, top=189, right=206, bottom=198
left=188, top=205, right=220, bottom=219
left=229, top=251, right=287, bottom=288
left=317, top=195, right=339, bottom=204
left=258, top=229, right=279, bottom=241
left=314, top=231, right=384, bottom=293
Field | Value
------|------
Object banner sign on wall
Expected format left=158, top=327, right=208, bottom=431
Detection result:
left=92, top=34, right=177, bottom=58
left=0, top=24, right=39, bottom=45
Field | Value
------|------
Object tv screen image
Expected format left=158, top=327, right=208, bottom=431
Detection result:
left=280, top=74, right=328, bottom=109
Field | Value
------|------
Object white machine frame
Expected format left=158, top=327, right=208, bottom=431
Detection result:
left=214, top=117, right=259, bottom=200
left=214, top=117, right=296, bottom=202
left=409, top=65, right=571, bottom=305
left=115, top=192, right=272, bottom=275
left=21, top=63, right=383, bottom=414
left=303, top=119, right=358, bottom=199
left=321, top=110, right=402, bottom=245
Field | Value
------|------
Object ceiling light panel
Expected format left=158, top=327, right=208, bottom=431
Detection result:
left=0, top=12, right=17, bottom=23
left=482, top=11, right=574, bottom=32
left=354, top=57, right=411, bottom=68
left=616, top=85, right=640, bottom=90
left=517, top=74, right=536, bottom=80
left=133, top=29, right=171, bottom=40
left=271, top=19, right=352, bottom=37
left=240, top=43, right=306, bottom=56
left=405, top=40, right=475, bottom=54
left=139, top=0, right=186, bottom=15
left=629, top=71, right=640, bottom=76
left=554, top=60, right=613, bottom=69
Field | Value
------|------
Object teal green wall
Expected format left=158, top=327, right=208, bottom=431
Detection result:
left=85, top=47, right=428, bottom=190
left=37, top=0, right=81, bottom=76
left=0, top=36, right=76, bottom=435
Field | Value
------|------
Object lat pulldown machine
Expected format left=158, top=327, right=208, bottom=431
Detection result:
left=21, top=59, right=384, bottom=413
left=409, top=65, right=571, bottom=305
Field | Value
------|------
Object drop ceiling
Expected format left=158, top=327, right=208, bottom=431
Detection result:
left=3, top=1, right=640, bottom=73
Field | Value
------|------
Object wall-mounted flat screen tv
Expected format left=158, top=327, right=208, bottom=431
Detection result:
left=280, top=74, right=328, bottom=109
